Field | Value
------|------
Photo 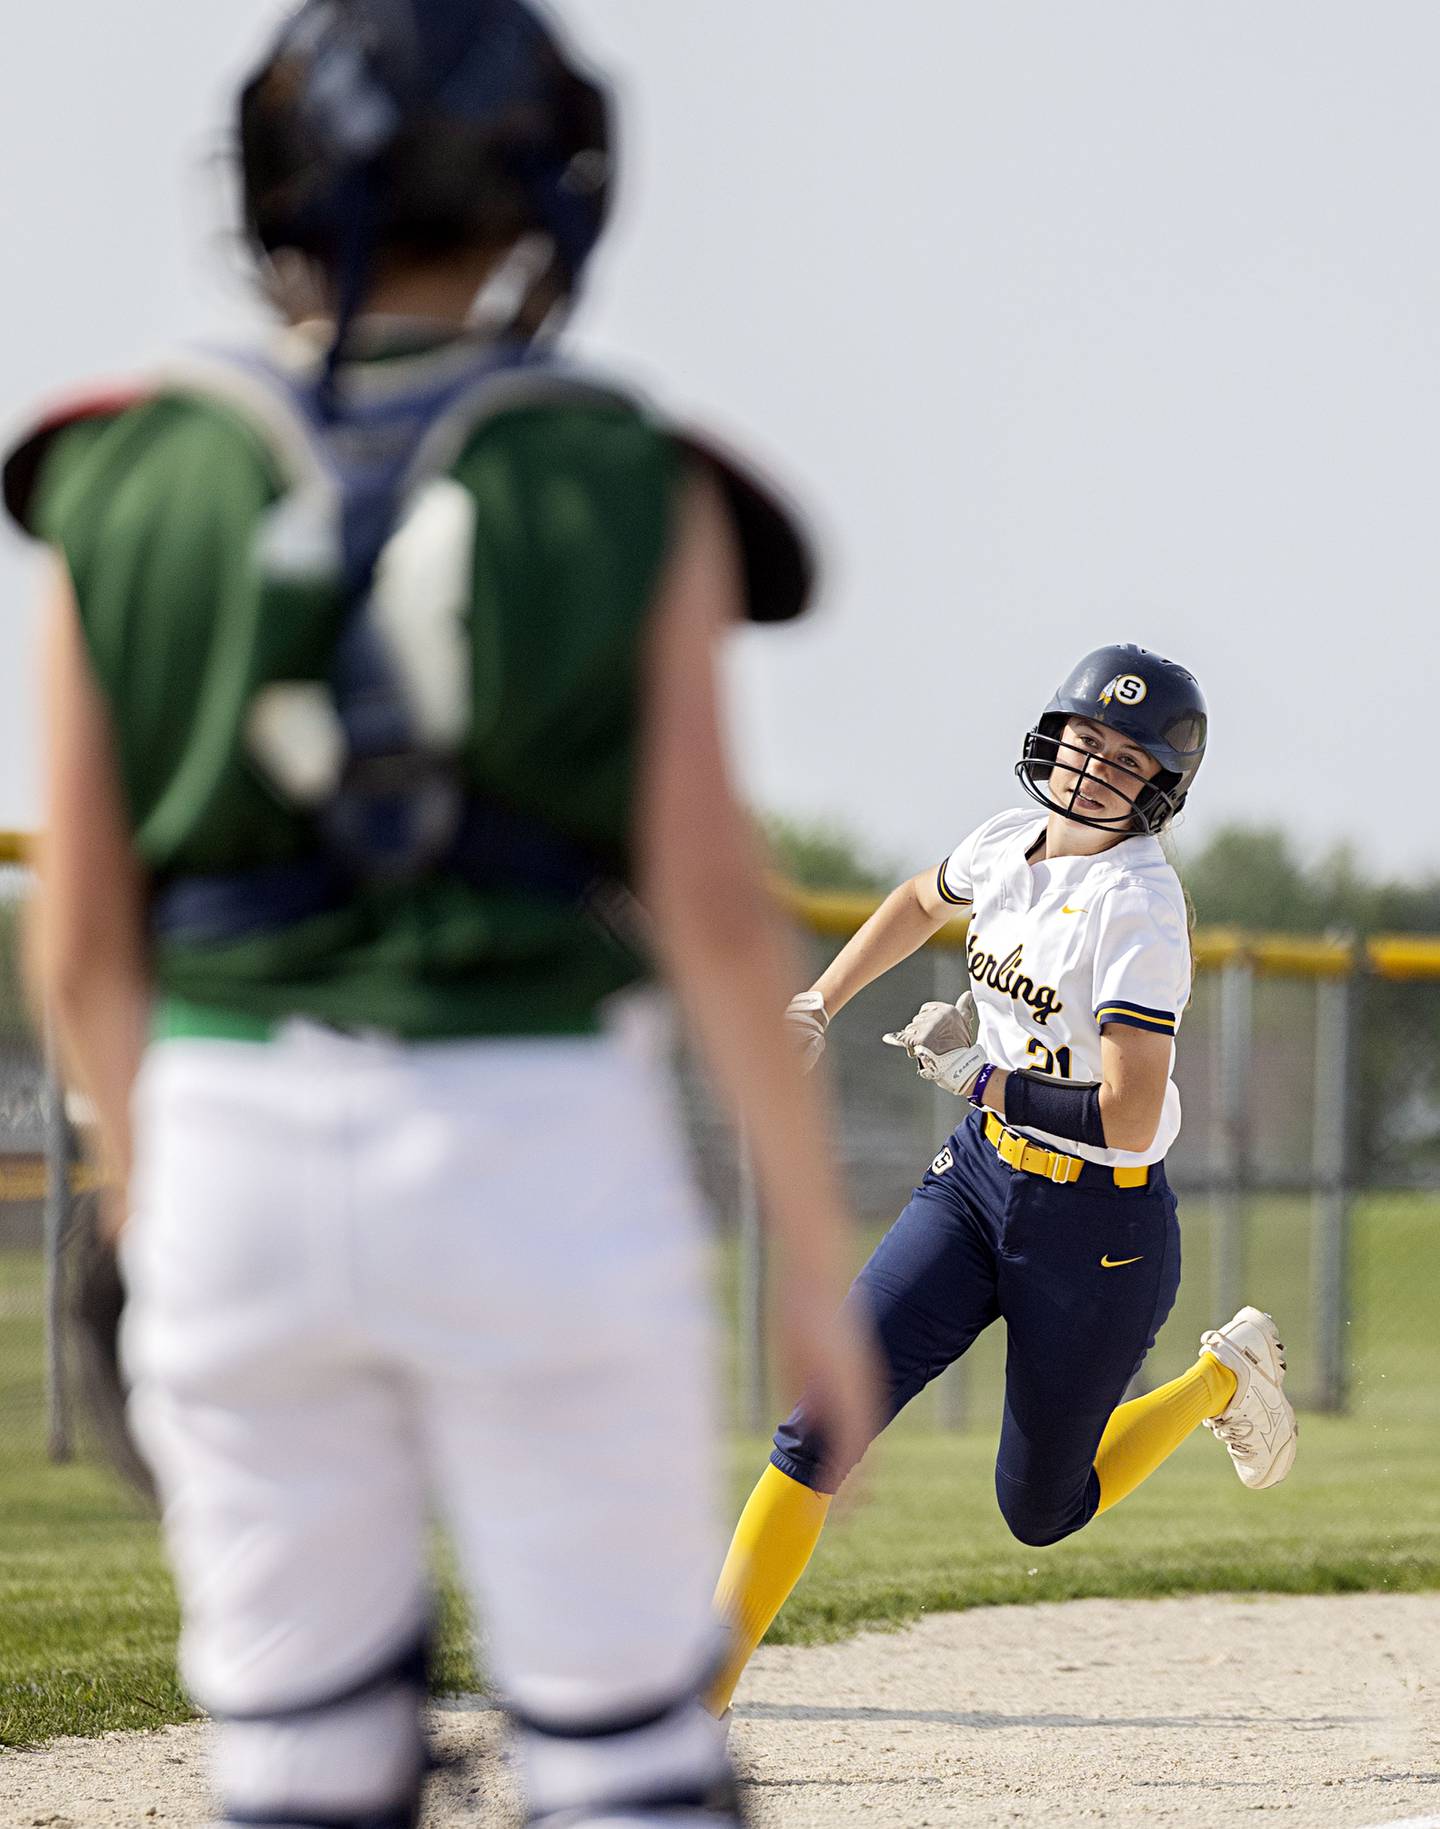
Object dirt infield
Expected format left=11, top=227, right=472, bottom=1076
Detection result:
left=2, top=1593, right=1437, bottom=1827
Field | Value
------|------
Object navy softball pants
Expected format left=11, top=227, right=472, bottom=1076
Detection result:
left=772, top=1109, right=1182, bottom=1545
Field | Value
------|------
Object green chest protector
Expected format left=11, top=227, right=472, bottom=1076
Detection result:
left=143, top=341, right=647, bottom=949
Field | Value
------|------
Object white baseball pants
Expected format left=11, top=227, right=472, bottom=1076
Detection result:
left=121, top=998, right=733, bottom=1827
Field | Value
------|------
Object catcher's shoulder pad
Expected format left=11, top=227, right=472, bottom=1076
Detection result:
left=3, top=381, right=154, bottom=535
left=673, top=427, right=815, bottom=627
left=2, top=358, right=818, bottom=626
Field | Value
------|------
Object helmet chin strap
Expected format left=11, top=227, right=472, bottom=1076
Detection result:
left=317, top=167, right=381, bottom=415
left=312, top=225, right=558, bottom=408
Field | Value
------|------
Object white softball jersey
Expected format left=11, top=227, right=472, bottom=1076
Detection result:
left=938, top=807, right=1191, bottom=1167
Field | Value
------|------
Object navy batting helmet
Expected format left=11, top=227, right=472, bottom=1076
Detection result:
left=1016, top=644, right=1208, bottom=835
left=238, top=0, right=613, bottom=303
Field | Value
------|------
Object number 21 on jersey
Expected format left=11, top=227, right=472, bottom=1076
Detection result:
left=1027, top=1039, right=1073, bottom=1077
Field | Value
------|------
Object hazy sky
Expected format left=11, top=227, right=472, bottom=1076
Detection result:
left=2, top=3, right=1435, bottom=881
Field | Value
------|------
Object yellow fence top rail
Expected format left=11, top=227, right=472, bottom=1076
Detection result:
left=773, top=885, right=1437, bottom=982
left=1189, top=929, right=1356, bottom=977
left=1367, top=935, right=1440, bottom=980
left=771, top=882, right=972, bottom=947
left=4, top=836, right=1440, bottom=982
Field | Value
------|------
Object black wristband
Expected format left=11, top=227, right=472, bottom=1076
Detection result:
left=1003, top=1070, right=1107, bottom=1149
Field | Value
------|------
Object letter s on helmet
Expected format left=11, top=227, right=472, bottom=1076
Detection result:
left=1016, top=643, right=1208, bottom=835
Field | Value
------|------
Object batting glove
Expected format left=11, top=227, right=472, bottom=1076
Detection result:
left=883, top=992, right=988, bottom=1097
left=785, top=990, right=830, bottom=1071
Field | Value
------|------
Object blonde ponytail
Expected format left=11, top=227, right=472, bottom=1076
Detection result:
left=1159, top=825, right=1197, bottom=987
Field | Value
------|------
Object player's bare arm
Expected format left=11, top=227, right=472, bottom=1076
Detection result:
left=636, top=469, right=879, bottom=1482
left=31, top=558, right=148, bottom=1226
left=786, top=865, right=959, bottom=1062
left=808, top=865, right=958, bottom=1021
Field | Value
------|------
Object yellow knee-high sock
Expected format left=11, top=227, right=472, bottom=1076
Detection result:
left=706, top=1464, right=832, bottom=1715
left=1093, top=1351, right=1239, bottom=1514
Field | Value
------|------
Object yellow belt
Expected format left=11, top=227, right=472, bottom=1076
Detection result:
left=982, top=1110, right=1150, bottom=1189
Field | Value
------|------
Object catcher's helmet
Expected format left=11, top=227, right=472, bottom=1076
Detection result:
left=238, top=0, right=613, bottom=296
left=1016, top=643, right=1208, bottom=835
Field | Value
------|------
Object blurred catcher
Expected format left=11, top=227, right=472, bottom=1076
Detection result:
left=5, top=4, right=875, bottom=1825
left=709, top=645, right=1298, bottom=1718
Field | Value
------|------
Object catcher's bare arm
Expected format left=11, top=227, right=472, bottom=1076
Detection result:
left=636, top=472, right=878, bottom=1481
left=32, top=557, right=149, bottom=1225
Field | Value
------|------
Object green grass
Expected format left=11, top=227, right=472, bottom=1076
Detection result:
left=0, top=1254, right=185, bottom=1746
left=2, top=1193, right=1438, bottom=1744
left=748, top=1417, right=1440, bottom=1645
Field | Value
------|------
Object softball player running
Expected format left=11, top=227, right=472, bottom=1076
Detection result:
left=708, top=643, right=1298, bottom=1716
left=7, top=5, right=874, bottom=1825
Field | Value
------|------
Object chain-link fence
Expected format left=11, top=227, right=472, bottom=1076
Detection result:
left=693, top=897, right=1440, bottom=1436
left=0, top=842, right=56, bottom=1467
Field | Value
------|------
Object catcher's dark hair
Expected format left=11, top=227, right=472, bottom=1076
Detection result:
left=237, top=36, right=602, bottom=276
left=240, top=68, right=509, bottom=271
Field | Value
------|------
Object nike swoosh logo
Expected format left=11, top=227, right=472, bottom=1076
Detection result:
left=1062, top=905, right=1087, bottom=915
left=1252, top=1389, right=1287, bottom=1448
left=1100, top=1254, right=1144, bottom=1268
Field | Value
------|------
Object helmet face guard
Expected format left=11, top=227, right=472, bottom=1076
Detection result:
left=1015, top=645, right=1207, bottom=837
left=1017, top=722, right=1183, bottom=835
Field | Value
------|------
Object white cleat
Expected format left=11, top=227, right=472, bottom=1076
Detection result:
left=1200, top=1306, right=1298, bottom=1491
